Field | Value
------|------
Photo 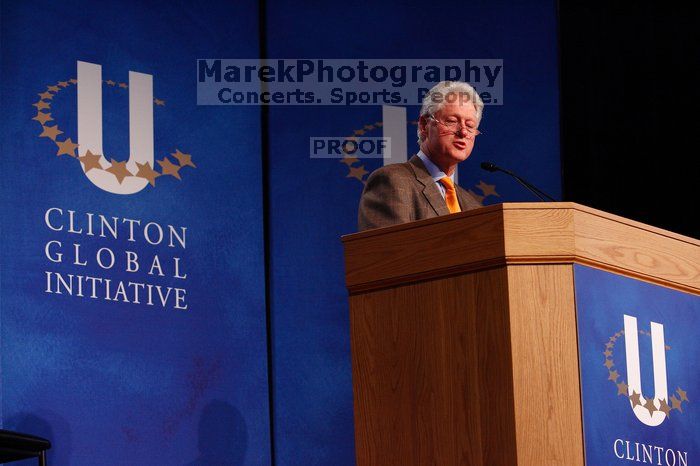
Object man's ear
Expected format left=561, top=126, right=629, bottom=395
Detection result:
left=418, top=115, right=428, bottom=137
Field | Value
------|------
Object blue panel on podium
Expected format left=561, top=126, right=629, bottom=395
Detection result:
left=574, top=265, right=699, bottom=465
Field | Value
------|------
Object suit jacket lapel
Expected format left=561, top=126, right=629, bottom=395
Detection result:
left=456, top=185, right=482, bottom=211
left=408, top=155, right=451, bottom=216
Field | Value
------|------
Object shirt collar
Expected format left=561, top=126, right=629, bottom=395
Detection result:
left=417, top=150, right=454, bottom=184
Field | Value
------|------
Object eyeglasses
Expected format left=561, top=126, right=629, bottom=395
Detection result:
left=429, top=114, right=482, bottom=138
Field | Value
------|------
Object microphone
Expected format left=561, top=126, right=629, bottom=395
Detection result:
left=480, top=161, right=557, bottom=202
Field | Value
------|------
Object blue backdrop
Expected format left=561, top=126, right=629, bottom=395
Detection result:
left=1, top=1, right=270, bottom=464
left=264, top=1, right=561, bottom=464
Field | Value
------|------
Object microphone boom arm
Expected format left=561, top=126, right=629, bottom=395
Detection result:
left=481, top=162, right=557, bottom=202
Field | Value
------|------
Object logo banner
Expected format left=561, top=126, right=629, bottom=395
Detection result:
left=0, top=1, right=271, bottom=464
left=574, top=265, right=699, bottom=465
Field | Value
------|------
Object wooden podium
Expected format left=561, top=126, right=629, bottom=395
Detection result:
left=341, top=203, right=699, bottom=466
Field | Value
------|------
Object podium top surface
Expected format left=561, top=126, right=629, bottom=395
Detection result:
left=342, top=202, right=700, bottom=294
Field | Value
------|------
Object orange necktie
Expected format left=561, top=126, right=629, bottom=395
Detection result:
left=439, top=177, right=461, bottom=214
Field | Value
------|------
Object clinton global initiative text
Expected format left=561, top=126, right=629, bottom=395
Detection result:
left=45, top=272, right=187, bottom=310
left=43, top=207, right=189, bottom=311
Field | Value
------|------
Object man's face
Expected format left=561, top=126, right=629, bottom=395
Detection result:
left=419, top=98, right=479, bottom=174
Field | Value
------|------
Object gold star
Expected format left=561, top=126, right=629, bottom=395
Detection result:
left=616, top=381, right=628, bottom=396
left=603, top=349, right=612, bottom=357
left=105, top=80, right=116, bottom=86
left=363, top=124, right=375, bottom=131
left=39, top=125, right=63, bottom=141
left=642, top=397, right=657, bottom=416
left=78, top=150, right=103, bottom=173
left=670, top=395, right=683, bottom=412
left=58, top=81, right=69, bottom=87
left=32, top=112, right=53, bottom=125
left=611, top=336, right=617, bottom=342
left=608, top=370, right=619, bottom=382
left=55, top=138, right=79, bottom=157
left=154, top=98, right=165, bottom=106
left=118, top=82, right=128, bottom=89
left=69, top=78, right=77, bottom=84
left=606, top=342, right=614, bottom=349
left=47, top=85, right=60, bottom=92
left=658, top=398, right=672, bottom=416
left=171, top=149, right=196, bottom=168
left=476, top=180, right=499, bottom=197
left=604, top=359, right=614, bottom=369
left=38, top=91, right=53, bottom=100
left=347, top=165, right=368, bottom=181
left=32, top=100, right=50, bottom=110
left=677, top=387, right=688, bottom=402
left=353, top=129, right=365, bottom=136
left=629, top=391, right=642, bottom=407
left=665, top=345, right=671, bottom=350
left=135, top=161, right=160, bottom=186
left=374, top=122, right=383, bottom=127
left=158, top=157, right=182, bottom=180
left=106, top=159, right=131, bottom=183
left=340, top=156, right=359, bottom=166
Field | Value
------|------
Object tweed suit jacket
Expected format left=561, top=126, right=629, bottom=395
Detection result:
left=357, top=154, right=482, bottom=231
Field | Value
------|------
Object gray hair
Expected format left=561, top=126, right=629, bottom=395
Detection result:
left=417, top=81, right=484, bottom=143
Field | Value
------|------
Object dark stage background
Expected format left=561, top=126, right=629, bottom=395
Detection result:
left=559, top=2, right=699, bottom=238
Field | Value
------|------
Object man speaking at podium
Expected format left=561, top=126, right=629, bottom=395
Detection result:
left=358, top=81, right=484, bottom=231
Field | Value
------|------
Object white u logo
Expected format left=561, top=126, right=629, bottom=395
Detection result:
left=623, top=314, right=669, bottom=426
left=77, top=60, right=153, bottom=195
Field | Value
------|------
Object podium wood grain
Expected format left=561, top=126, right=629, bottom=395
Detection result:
left=349, top=265, right=582, bottom=465
left=506, top=265, right=582, bottom=465
left=350, top=267, right=516, bottom=465
left=344, top=203, right=700, bottom=294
